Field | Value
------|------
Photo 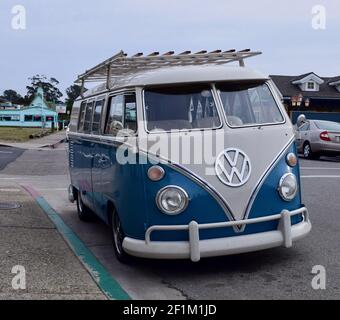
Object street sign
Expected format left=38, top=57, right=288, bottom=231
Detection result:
left=56, top=105, right=67, bottom=114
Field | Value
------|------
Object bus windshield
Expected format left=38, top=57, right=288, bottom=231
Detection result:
left=144, top=85, right=221, bottom=132
left=216, top=82, right=284, bottom=127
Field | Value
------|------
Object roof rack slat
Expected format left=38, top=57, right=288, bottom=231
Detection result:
left=179, top=51, right=191, bottom=55
left=163, top=51, right=175, bottom=56
left=75, top=49, right=262, bottom=85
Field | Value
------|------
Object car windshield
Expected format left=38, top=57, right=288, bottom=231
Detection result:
left=216, top=81, right=284, bottom=127
left=314, top=120, right=340, bottom=131
left=144, top=85, right=221, bottom=132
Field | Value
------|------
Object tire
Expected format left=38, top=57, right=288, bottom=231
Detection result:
left=110, top=208, right=131, bottom=263
left=76, top=190, right=96, bottom=222
left=303, top=142, right=320, bottom=160
left=303, top=142, right=313, bottom=159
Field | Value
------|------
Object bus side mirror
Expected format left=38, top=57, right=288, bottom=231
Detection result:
left=296, top=114, right=306, bottom=128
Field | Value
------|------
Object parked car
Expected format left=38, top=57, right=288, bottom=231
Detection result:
left=295, top=117, right=340, bottom=159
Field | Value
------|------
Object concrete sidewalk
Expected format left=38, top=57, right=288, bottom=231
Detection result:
left=0, top=130, right=67, bottom=150
left=0, top=185, right=106, bottom=300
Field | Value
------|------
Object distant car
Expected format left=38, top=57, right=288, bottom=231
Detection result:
left=295, top=119, right=340, bottom=159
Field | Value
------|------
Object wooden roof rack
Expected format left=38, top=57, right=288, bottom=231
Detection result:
left=75, top=49, right=262, bottom=94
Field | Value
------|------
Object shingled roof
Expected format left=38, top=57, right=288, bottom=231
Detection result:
left=270, top=73, right=340, bottom=99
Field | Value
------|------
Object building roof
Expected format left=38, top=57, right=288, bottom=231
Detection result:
left=270, top=73, right=340, bottom=99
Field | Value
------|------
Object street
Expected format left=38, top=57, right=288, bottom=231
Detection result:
left=0, top=146, right=24, bottom=171
left=0, top=144, right=339, bottom=300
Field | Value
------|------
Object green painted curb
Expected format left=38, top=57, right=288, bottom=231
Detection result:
left=35, top=196, right=131, bottom=300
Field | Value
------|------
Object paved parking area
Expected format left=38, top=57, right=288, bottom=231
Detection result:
left=0, top=183, right=106, bottom=300
left=1, top=145, right=339, bottom=299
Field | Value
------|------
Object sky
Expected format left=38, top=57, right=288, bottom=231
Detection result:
left=0, top=0, right=339, bottom=100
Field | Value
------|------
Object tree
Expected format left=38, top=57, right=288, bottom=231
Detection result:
left=26, top=75, right=63, bottom=105
left=65, top=84, right=87, bottom=117
left=1, top=89, right=23, bottom=104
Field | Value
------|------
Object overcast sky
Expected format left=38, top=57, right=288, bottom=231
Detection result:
left=0, top=0, right=339, bottom=99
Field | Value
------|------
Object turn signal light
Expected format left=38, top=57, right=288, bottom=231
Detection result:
left=147, top=166, right=165, bottom=181
left=286, top=153, right=298, bottom=167
left=320, top=131, right=331, bottom=142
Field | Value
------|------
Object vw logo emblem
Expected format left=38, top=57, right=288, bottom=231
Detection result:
left=215, top=148, right=251, bottom=187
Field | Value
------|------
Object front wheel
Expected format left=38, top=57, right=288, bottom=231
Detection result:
left=110, top=209, right=131, bottom=263
left=76, top=190, right=96, bottom=222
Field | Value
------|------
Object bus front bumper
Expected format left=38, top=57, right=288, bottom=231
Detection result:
left=122, top=207, right=311, bottom=262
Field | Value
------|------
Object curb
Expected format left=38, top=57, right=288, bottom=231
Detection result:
left=21, top=184, right=131, bottom=301
left=40, top=138, right=67, bottom=149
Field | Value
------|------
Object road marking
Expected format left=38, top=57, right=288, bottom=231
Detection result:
left=21, top=184, right=131, bottom=301
left=301, top=167, right=340, bottom=170
left=0, top=188, right=21, bottom=192
left=0, top=151, right=13, bottom=154
left=301, top=175, right=340, bottom=178
left=36, top=188, right=67, bottom=191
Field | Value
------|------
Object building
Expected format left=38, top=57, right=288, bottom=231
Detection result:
left=270, top=72, right=340, bottom=123
left=0, top=97, right=13, bottom=109
left=0, top=87, right=58, bottom=128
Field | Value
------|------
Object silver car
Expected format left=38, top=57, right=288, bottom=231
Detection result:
left=295, top=119, right=340, bottom=159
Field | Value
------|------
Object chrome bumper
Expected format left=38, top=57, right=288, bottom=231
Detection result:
left=123, top=207, right=311, bottom=262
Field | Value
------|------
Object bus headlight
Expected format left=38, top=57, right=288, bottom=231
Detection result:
left=278, top=173, right=298, bottom=201
left=156, top=186, right=189, bottom=215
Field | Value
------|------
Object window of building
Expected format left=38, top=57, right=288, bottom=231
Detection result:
left=0, top=115, right=20, bottom=121
left=24, top=115, right=33, bottom=121
left=33, top=115, right=42, bottom=122
left=46, top=116, right=54, bottom=122
left=307, top=82, right=315, bottom=90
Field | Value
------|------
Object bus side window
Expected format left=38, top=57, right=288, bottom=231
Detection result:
left=92, top=99, right=104, bottom=134
left=124, top=93, right=137, bottom=133
left=105, top=95, right=124, bottom=136
left=77, top=101, right=87, bottom=132
left=83, top=102, right=94, bottom=134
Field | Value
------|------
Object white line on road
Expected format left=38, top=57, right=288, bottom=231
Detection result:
left=0, top=151, right=13, bottom=154
left=301, top=175, right=340, bottom=178
left=0, top=188, right=21, bottom=192
left=301, top=167, right=340, bottom=170
left=36, top=188, right=67, bottom=191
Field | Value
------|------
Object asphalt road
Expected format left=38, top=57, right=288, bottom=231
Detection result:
left=0, top=146, right=24, bottom=171
left=1, top=144, right=339, bottom=299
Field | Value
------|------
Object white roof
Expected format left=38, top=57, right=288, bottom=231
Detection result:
left=82, top=64, right=268, bottom=98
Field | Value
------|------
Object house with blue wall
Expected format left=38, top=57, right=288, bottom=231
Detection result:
left=0, top=87, right=58, bottom=128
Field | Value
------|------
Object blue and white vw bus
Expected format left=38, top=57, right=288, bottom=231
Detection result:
left=67, top=50, right=311, bottom=262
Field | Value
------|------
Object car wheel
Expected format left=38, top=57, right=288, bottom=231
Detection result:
left=303, top=143, right=313, bottom=159
left=76, top=190, right=96, bottom=222
left=110, top=209, right=131, bottom=263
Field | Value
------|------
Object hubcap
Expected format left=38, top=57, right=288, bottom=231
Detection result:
left=78, top=191, right=83, bottom=212
left=113, top=214, right=124, bottom=255
left=304, top=145, right=310, bottom=158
